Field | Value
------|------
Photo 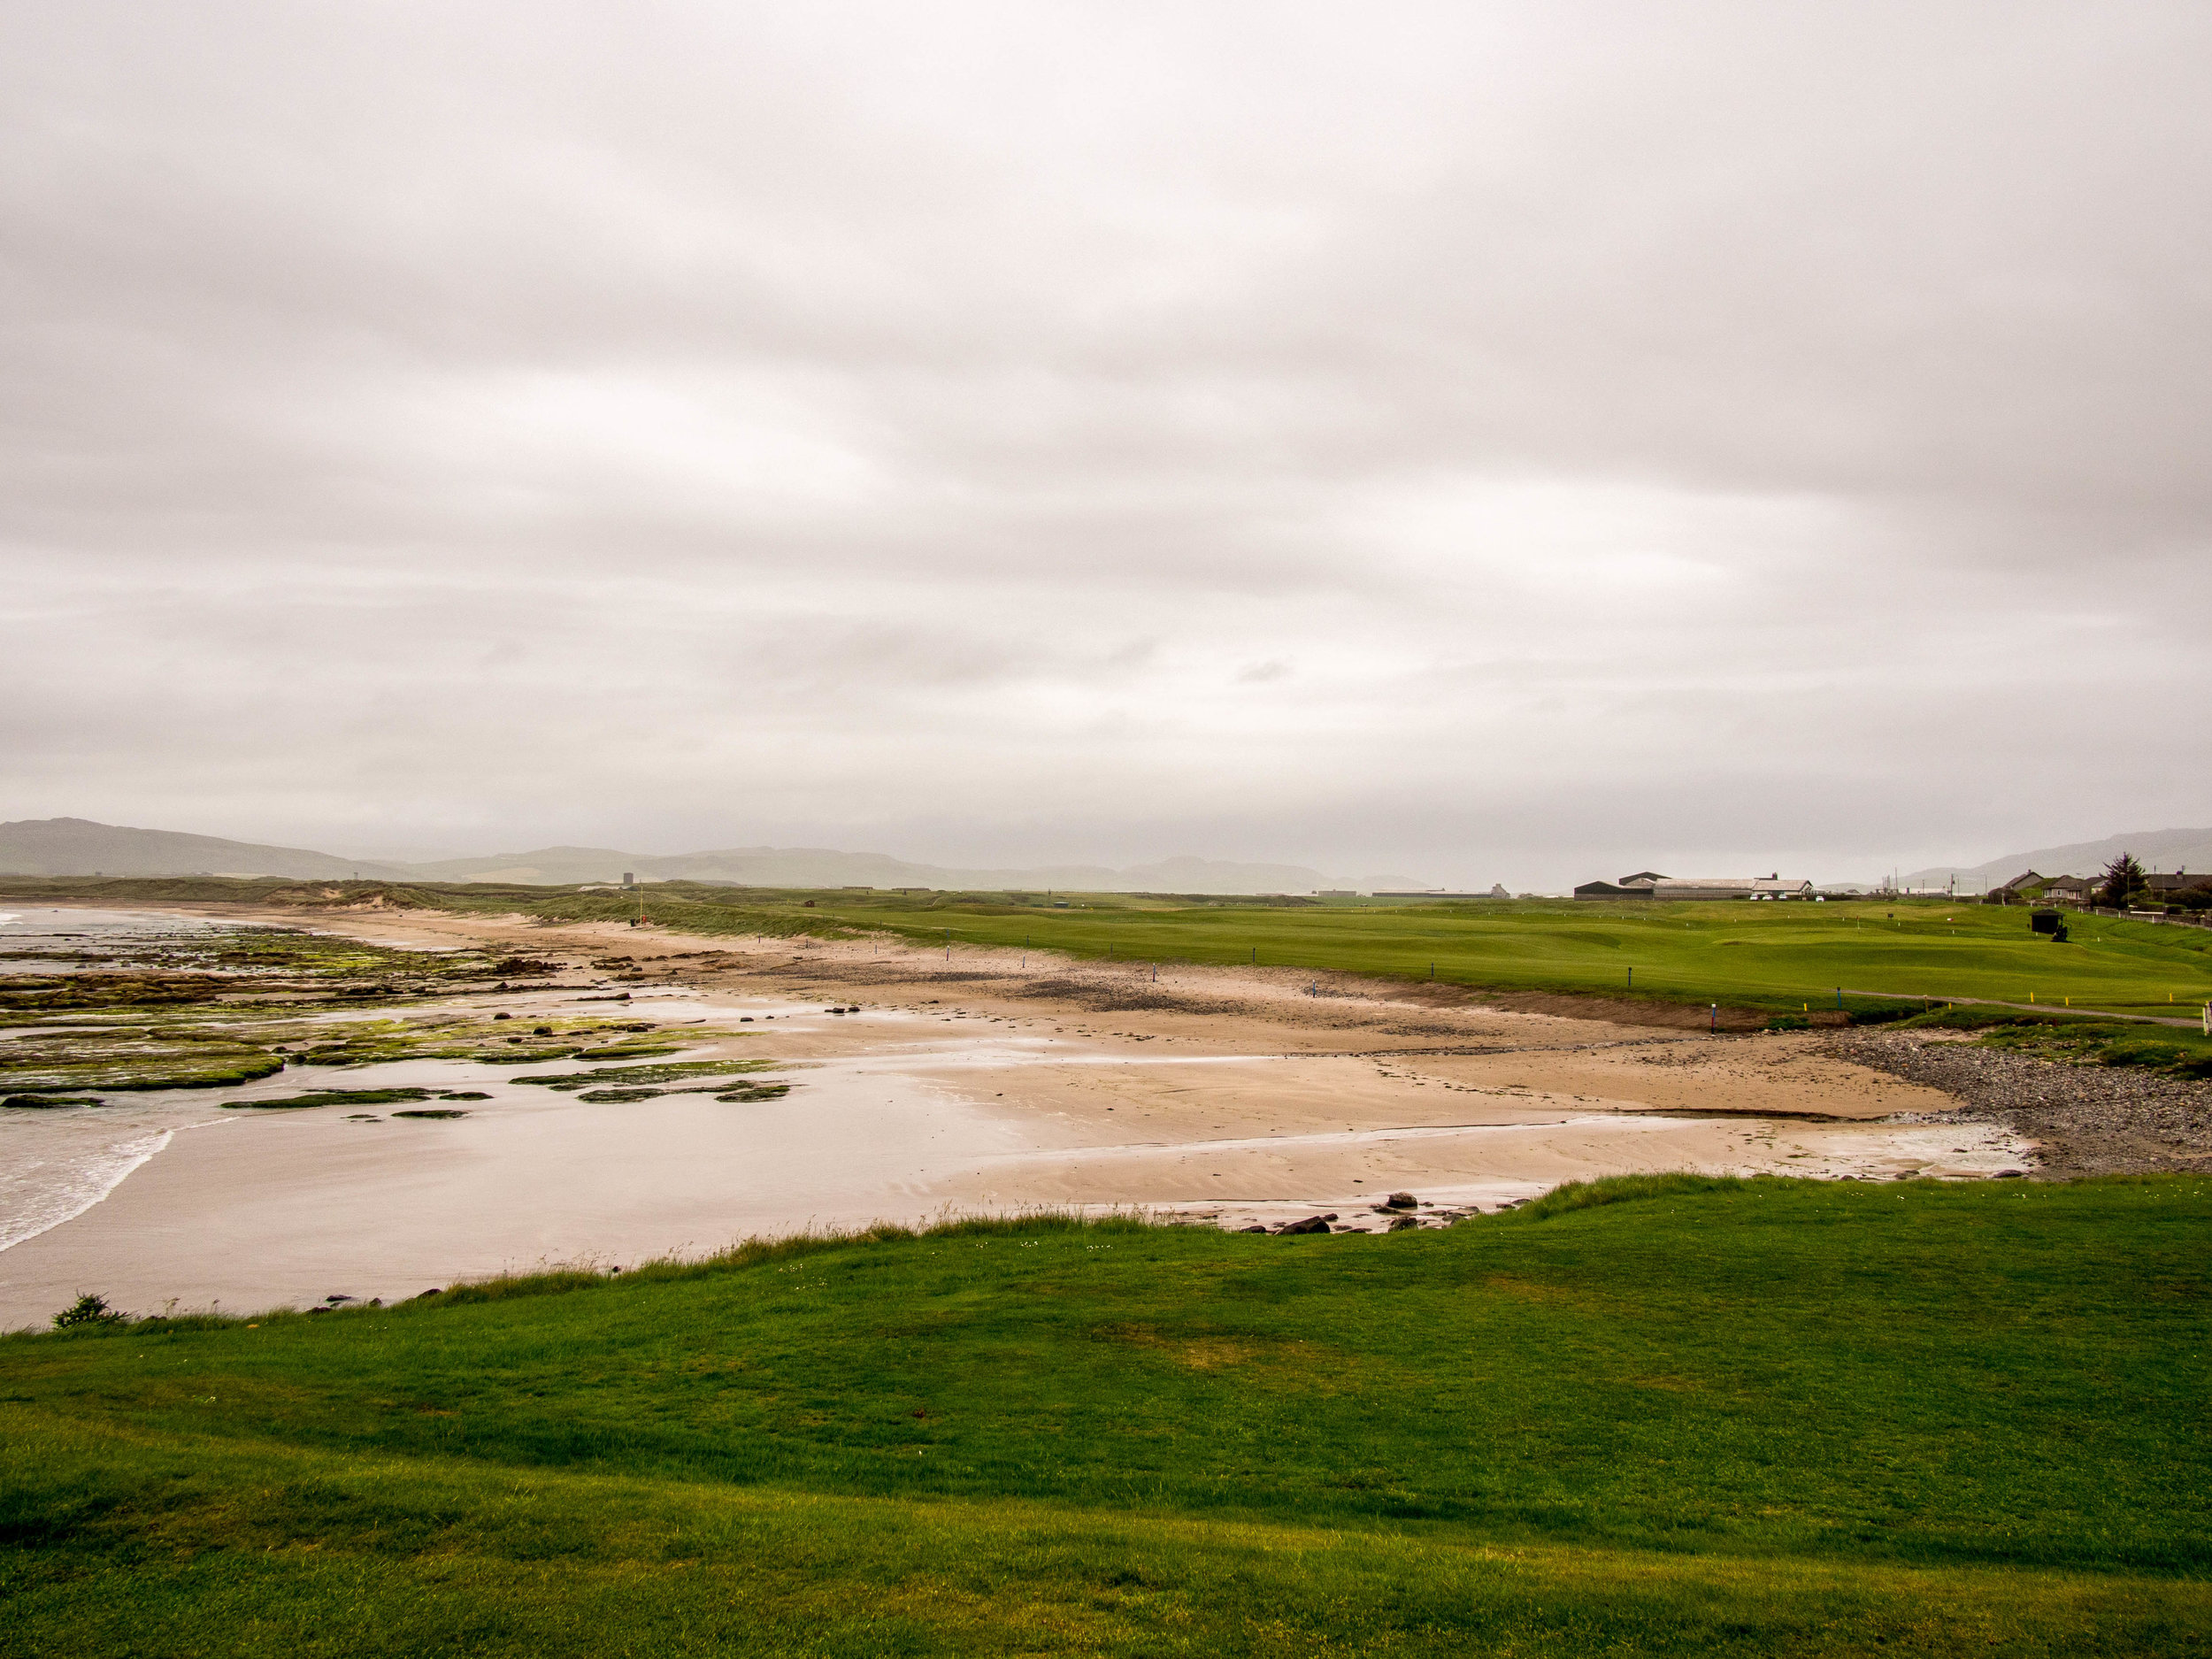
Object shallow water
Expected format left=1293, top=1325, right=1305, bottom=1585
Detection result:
left=0, top=972, right=1055, bottom=1322
left=1, top=980, right=818, bottom=1256
left=0, top=907, right=241, bottom=976
left=0, top=906, right=236, bottom=941
left=0, top=912, right=2038, bottom=1326
left=0, top=1114, right=196, bottom=1255
left=0, top=913, right=268, bottom=1252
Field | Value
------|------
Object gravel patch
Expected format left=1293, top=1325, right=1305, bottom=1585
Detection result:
left=1821, top=1029, right=2212, bottom=1177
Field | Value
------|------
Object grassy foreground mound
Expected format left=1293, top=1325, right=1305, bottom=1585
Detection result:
left=4, top=1177, right=2209, bottom=1655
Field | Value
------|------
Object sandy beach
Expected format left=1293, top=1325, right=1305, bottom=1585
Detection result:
left=0, top=903, right=2032, bottom=1326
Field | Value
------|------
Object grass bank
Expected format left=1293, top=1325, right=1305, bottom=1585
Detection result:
left=4, top=1177, right=2208, bottom=1654
left=13, top=875, right=2212, bottom=1021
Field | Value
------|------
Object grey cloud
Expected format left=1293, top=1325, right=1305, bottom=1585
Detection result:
left=2, top=1, right=2206, bottom=886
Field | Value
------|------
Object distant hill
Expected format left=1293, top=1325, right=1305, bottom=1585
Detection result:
left=0, top=819, right=1417, bottom=895
left=0, top=818, right=415, bottom=880
left=398, top=845, right=652, bottom=886
left=403, top=844, right=1418, bottom=895
left=1904, top=827, right=2212, bottom=889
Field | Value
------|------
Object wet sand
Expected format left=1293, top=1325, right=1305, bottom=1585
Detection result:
left=0, top=905, right=2031, bottom=1325
left=1, top=991, right=1031, bottom=1323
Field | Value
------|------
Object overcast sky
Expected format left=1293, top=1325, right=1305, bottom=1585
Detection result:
left=4, top=2, right=2207, bottom=887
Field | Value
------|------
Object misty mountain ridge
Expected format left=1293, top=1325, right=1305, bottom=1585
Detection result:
left=18, top=817, right=2207, bottom=899
left=1903, top=827, right=2212, bottom=888
left=0, top=819, right=1418, bottom=896
left=0, top=818, right=416, bottom=881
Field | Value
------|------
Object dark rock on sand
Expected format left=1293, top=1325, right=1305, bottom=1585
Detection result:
left=1383, top=1192, right=1418, bottom=1210
left=1278, top=1216, right=1332, bottom=1235
left=225, top=1087, right=438, bottom=1111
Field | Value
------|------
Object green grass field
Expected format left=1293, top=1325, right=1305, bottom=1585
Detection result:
left=804, top=890, right=2212, bottom=1019
left=4, top=1177, right=2208, bottom=1655
left=14, top=874, right=2209, bottom=1024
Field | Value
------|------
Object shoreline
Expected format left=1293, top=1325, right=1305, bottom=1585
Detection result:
left=0, top=900, right=2052, bottom=1326
left=0, top=1124, right=183, bottom=1255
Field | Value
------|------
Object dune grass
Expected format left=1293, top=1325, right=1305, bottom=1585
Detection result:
left=4, top=1178, right=2208, bottom=1654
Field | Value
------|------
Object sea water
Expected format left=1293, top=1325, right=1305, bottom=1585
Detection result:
left=0, top=910, right=256, bottom=1252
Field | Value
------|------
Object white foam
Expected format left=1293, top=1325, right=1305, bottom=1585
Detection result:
left=0, top=1126, right=175, bottom=1253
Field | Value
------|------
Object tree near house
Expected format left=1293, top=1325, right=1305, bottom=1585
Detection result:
left=2099, top=853, right=2147, bottom=909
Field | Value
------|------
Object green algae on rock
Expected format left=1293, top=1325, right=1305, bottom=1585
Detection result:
left=0, top=919, right=754, bottom=1114
left=0, top=1048, right=287, bottom=1094
left=220, top=1087, right=443, bottom=1110
left=511, top=1058, right=779, bottom=1092
left=571, top=1077, right=790, bottom=1102
left=716, top=1082, right=792, bottom=1102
